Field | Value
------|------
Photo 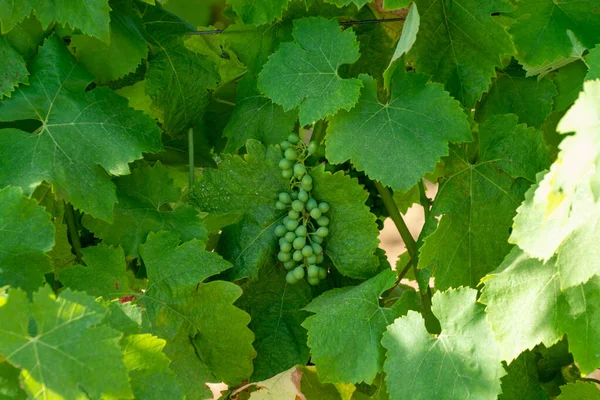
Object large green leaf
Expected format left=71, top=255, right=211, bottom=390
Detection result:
left=382, top=287, right=505, bottom=400
left=556, top=382, right=600, bottom=399
left=190, top=140, right=287, bottom=280
left=139, top=231, right=256, bottom=396
left=510, top=80, right=600, bottom=288
left=505, top=0, right=600, bottom=71
left=237, top=266, right=312, bottom=381
left=419, top=115, right=550, bottom=290
left=0, top=36, right=163, bottom=221
left=83, top=162, right=207, bottom=258
left=258, top=17, right=362, bottom=126
left=0, top=186, right=53, bottom=293
left=326, top=72, right=471, bottom=191
left=409, top=0, right=515, bottom=107
left=309, top=166, right=380, bottom=279
left=0, top=286, right=132, bottom=399
left=302, top=270, right=413, bottom=384
left=71, top=0, right=148, bottom=83
left=0, top=36, right=28, bottom=99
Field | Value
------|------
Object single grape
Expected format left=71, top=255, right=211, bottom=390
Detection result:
left=308, top=277, right=320, bottom=286
left=285, top=219, right=299, bottom=231
left=301, top=175, right=313, bottom=187
left=275, top=201, right=286, bottom=210
left=288, top=209, right=300, bottom=219
left=293, top=250, right=304, bottom=262
left=284, top=232, right=296, bottom=243
left=279, top=192, right=292, bottom=204
left=306, top=254, right=317, bottom=264
left=274, top=225, right=287, bottom=237
left=291, top=199, right=304, bottom=212
left=306, top=198, right=317, bottom=211
left=288, top=133, right=300, bottom=144
left=317, top=216, right=329, bottom=226
left=292, top=266, right=305, bottom=280
left=316, top=227, right=329, bottom=237
left=283, top=216, right=290, bottom=224
left=279, top=158, right=292, bottom=170
left=307, top=142, right=319, bottom=155
left=293, top=236, right=306, bottom=250
left=291, top=191, right=298, bottom=199
left=295, top=225, right=307, bottom=237
left=284, top=148, right=297, bottom=161
left=307, top=264, right=320, bottom=278
left=286, top=271, right=298, bottom=284
left=301, top=245, right=313, bottom=257
left=280, top=140, right=291, bottom=150
left=279, top=237, right=287, bottom=246
left=282, top=169, right=293, bottom=179
left=311, top=242, right=323, bottom=255
left=318, top=267, right=327, bottom=280
left=316, top=254, right=324, bottom=264
left=312, top=235, right=323, bottom=244
left=278, top=251, right=291, bottom=262
left=318, top=202, right=330, bottom=213
left=294, top=163, right=306, bottom=177
left=283, top=261, right=296, bottom=270
left=280, top=241, right=292, bottom=253
left=310, top=208, right=322, bottom=219
left=298, top=190, right=309, bottom=202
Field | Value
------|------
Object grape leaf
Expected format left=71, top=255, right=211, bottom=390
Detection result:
left=0, top=286, right=132, bottom=399
left=510, top=80, right=600, bottom=288
left=141, top=3, right=219, bottom=135
left=383, top=3, right=419, bottom=89
left=0, top=362, right=26, bottom=400
left=227, top=0, right=291, bottom=25
left=476, top=64, right=557, bottom=128
left=139, top=231, right=255, bottom=393
left=409, top=0, right=515, bottom=107
left=552, top=61, right=587, bottom=112
left=418, top=114, right=550, bottom=290
left=586, top=46, right=600, bottom=81
left=190, top=140, right=287, bottom=280
left=499, top=351, right=550, bottom=400
left=116, top=80, right=164, bottom=123
left=258, top=17, right=362, bottom=126
left=237, top=265, right=312, bottom=381
left=243, top=366, right=304, bottom=400
left=0, top=37, right=28, bottom=99
left=0, top=36, right=163, bottom=221
left=309, top=165, right=380, bottom=279
left=5, top=16, right=46, bottom=60
left=83, top=162, right=207, bottom=258
left=326, top=72, right=471, bottom=191
left=103, top=300, right=143, bottom=336
left=0, top=0, right=110, bottom=41
left=300, top=365, right=351, bottom=400
left=121, top=334, right=184, bottom=400
left=59, top=244, right=136, bottom=299
left=383, top=0, right=411, bottom=8
left=0, top=186, right=53, bottom=293
left=382, top=287, right=505, bottom=400
left=302, top=270, right=409, bottom=384
left=71, top=0, right=148, bottom=83
left=223, top=76, right=298, bottom=152
left=325, top=0, right=370, bottom=8
left=505, top=0, right=600, bottom=71
left=557, top=382, right=600, bottom=399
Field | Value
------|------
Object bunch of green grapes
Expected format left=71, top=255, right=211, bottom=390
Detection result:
left=274, top=133, right=330, bottom=286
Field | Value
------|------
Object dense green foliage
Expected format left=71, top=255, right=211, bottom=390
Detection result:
left=1, top=0, right=600, bottom=399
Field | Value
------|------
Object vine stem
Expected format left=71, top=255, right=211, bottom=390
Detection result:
left=188, top=127, right=194, bottom=189
left=64, top=202, right=83, bottom=263
left=418, top=180, right=431, bottom=220
left=581, top=377, right=600, bottom=385
left=375, top=181, right=417, bottom=259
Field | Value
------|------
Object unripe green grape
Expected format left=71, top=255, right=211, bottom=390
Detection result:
left=291, top=200, right=304, bottom=212
left=283, top=216, right=290, bottom=224
left=286, top=271, right=298, bottom=284
left=279, top=192, right=292, bottom=204
left=275, top=201, right=286, bottom=210
left=317, top=216, right=329, bottom=226
left=306, top=254, right=317, bottom=264
left=283, top=261, right=296, bottom=270
left=306, top=198, right=317, bottom=211
left=292, top=266, right=305, bottom=280
left=301, top=175, right=312, bottom=187
left=291, top=191, right=298, bottom=199
left=316, top=227, right=329, bottom=237
left=285, top=219, right=299, bottom=231
left=293, top=250, right=304, bottom=262
left=310, top=208, right=322, bottom=219
left=278, top=251, right=291, bottom=262
left=311, top=242, right=323, bottom=255
left=318, top=267, right=327, bottom=280
left=301, top=245, right=313, bottom=257
left=275, top=225, right=287, bottom=237
left=280, top=140, right=291, bottom=150
left=280, top=242, right=292, bottom=253
left=284, top=232, right=296, bottom=243
left=279, top=237, right=287, bottom=246
left=307, top=264, right=319, bottom=278
left=293, top=163, right=306, bottom=177
left=318, top=202, right=330, bottom=213
left=308, top=277, right=320, bottom=286
left=295, top=225, right=307, bottom=237
left=279, top=158, right=292, bottom=169
left=288, top=210, right=300, bottom=219
left=312, top=235, right=323, bottom=244
left=282, top=169, right=293, bottom=179
left=316, top=254, right=324, bottom=264
left=288, top=133, right=300, bottom=144
left=284, top=148, right=297, bottom=161
left=298, top=190, right=309, bottom=202
left=308, top=142, right=319, bottom=155
left=293, top=236, right=306, bottom=250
